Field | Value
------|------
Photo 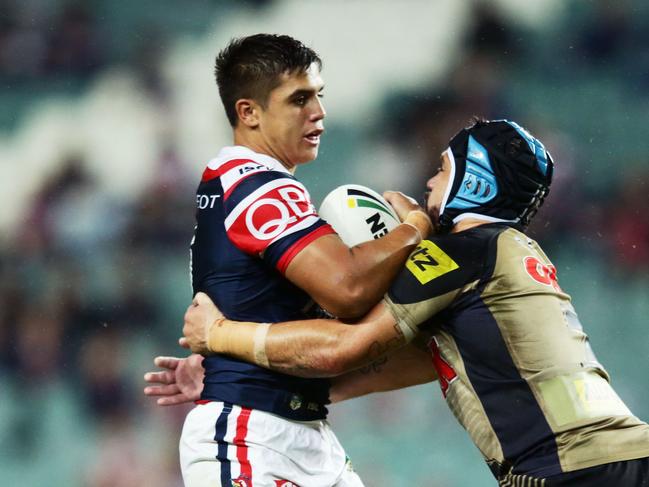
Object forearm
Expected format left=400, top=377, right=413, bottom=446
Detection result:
left=287, top=211, right=430, bottom=319
left=335, top=218, right=425, bottom=317
left=330, top=341, right=438, bottom=403
left=206, top=302, right=415, bottom=378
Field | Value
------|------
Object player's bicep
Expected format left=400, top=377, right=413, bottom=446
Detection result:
left=284, top=233, right=362, bottom=313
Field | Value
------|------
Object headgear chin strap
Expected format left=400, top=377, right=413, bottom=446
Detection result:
left=438, top=119, right=554, bottom=233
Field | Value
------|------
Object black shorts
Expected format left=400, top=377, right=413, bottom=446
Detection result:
left=498, top=457, right=649, bottom=487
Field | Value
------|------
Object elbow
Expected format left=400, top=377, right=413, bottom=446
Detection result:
left=322, top=282, right=373, bottom=320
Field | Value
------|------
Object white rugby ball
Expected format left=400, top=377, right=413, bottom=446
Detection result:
left=319, top=184, right=401, bottom=246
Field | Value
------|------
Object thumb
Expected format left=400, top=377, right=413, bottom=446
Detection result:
left=193, top=292, right=211, bottom=306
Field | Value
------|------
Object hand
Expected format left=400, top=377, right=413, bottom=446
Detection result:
left=383, top=191, right=432, bottom=238
left=143, top=354, right=205, bottom=406
left=182, top=292, right=224, bottom=354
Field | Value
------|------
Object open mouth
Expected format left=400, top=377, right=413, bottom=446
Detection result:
left=304, top=128, right=324, bottom=145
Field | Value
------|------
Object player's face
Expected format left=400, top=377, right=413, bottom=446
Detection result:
left=424, top=150, right=452, bottom=228
left=257, top=63, right=326, bottom=171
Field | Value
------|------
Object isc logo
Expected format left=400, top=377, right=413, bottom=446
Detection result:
left=365, top=212, right=389, bottom=239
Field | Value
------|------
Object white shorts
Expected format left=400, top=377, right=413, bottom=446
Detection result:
left=179, top=401, right=364, bottom=487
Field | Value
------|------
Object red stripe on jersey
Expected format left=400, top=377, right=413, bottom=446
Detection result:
left=234, top=407, right=253, bottom=484
left=223, top=172, right=259, bottom=201
left=276, top=224, right=336, bottom=274
left=201, top=158, right=256, bottom=182
left=194, top=399, right=212, bottom=405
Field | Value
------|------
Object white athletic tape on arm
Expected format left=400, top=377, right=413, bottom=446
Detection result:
left=395, top=318, right=418, bottom=343
left=254, top=323, right=271, bottom=368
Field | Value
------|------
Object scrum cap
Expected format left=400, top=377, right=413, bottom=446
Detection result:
left=438, top=119, right=554, bottom=232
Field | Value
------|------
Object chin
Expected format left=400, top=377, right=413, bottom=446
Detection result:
left=296, top=148, right=319, bottom=164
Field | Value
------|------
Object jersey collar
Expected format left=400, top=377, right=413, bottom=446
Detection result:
left=214, top=146, right=292, bottom=175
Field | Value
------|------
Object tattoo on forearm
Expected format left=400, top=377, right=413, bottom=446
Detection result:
left=359, top=323, right=405, bottom=375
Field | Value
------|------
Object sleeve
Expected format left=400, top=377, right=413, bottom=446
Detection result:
left=383, top=234, right=488, bottom=331
left=223, top=170, right=336, bottom=273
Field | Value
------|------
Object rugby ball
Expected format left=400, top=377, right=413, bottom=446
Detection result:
left=319, top=184, right=401, bottom=246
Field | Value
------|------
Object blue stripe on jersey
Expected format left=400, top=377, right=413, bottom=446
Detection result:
left=222, top=169, right=296, bottom=210
left=445, top=290, right=562, bottom=477
left=214, top=402, right=233, bottom=486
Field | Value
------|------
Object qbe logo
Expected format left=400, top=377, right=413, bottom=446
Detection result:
left=225, top=182, right=318, bottom=254
left=244, top=186, right=315, bottom=241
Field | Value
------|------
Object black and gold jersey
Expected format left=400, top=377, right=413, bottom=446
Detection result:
left=384, top=223, right=649, bottom=479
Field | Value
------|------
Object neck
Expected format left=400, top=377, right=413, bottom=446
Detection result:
left=450, top=217, right=492, bottom=233
left=233, top=128, right=296, bottom=174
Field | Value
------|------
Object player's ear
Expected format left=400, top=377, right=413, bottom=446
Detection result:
left=235, top=99, right=260, bottom=128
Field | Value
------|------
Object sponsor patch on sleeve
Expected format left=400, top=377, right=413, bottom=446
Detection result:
left=225, top=178, right=319, bottom=255
left=406, top=240, right=459, bottom=284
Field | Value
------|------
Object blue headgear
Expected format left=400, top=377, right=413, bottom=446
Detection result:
left=438, top=119, right=554, bottom=232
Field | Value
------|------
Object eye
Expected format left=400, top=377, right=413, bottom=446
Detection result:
left=294, top=96, right=307, bottom=106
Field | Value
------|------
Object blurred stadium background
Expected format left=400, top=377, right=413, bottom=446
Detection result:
left=1, top=0, right=649, bottom=485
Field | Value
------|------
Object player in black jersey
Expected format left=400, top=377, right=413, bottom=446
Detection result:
left=145, top=34, right=432, bottom=487
left=173, top=119, right=649, bottom=486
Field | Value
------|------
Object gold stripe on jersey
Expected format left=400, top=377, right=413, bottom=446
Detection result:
left=498, top=473, right=546, bottom=487
left=405, top=240, right=459, bottom=284
left=384, top=288, right=460, bottom=333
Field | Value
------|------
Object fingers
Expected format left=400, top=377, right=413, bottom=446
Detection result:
left=144, top=370, right=176, bottom=385
left=186, top=353, right=205, bottom=367
left=153, top=356, right=180, bottom=370
left=383, top=191, right=418, bottom=207
left=143, top=384, right=180, bottom=397
left=193, top=292, right=212, bottom=306
left=382, top=190, right=397, bottom=204
left=156, top=395, right=191, bottom=406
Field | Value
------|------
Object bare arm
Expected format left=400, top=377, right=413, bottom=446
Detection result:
left=285, top=192, right=431, bottom=319
left=329, top=339, right=437, bottom=403
left=182, top=293, right=419, bottom=378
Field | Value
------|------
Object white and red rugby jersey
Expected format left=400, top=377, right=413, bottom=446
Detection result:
left=190, top=146, right=335, bottom=421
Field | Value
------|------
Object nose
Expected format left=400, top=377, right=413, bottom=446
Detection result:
left=310, top=97, right=326, bottom=122
left=426, top=176, right=435, bottom=190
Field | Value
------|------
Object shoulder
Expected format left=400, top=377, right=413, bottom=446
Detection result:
left=389, top=224, right=507, bottom=305
left=201, top=146, right=306, bottom=203
left=202, top=154, right=274, bottom=192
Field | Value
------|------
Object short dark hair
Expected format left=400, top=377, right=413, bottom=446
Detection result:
left=214, top=34, right=322, bottom=127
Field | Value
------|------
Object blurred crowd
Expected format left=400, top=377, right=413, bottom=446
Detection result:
left=0, top=2, right=105, bottom=80
left=378, top=0, right=649, bottom=274
left=1, top=1, right=648, bottom=486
